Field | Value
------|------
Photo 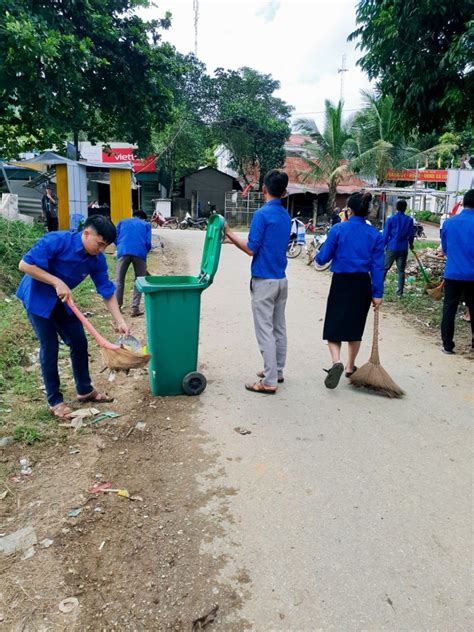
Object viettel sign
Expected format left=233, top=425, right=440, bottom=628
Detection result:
left=387, top=169, right=447, bottom=182
left=101, top=147, right=156, bottom=173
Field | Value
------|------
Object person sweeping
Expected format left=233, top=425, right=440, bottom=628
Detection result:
left=16, top=215, right=130, bottom=419
left=315, top=192, right=384, bottom=389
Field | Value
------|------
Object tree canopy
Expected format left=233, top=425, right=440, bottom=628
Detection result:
left=349, top=0, right=473, bottom=135
left=0, top=0, right=176, bottom=156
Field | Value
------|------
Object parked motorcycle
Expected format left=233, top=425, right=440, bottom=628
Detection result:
left=179, top=212, right=208, bottom=230
left=414, top=222, right=426, bottom=239
left=150, top=210, right=179, bottom=229
left=306, top=224, right=331, bottom=271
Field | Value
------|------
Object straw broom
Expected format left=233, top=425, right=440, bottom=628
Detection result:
left=411, top=249, right=444, bottom=300
left=67, top=299, right=150, bottom=371
left=350, top=307, right=404, bottom=398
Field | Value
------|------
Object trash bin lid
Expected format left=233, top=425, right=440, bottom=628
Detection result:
left=199, top=213, right=225, bottom=284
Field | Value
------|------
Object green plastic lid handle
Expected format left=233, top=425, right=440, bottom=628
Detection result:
left=199, top=214, right=225, bottom=284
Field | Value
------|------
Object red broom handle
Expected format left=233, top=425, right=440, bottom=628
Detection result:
left=66, top=298, right=120, bottom=350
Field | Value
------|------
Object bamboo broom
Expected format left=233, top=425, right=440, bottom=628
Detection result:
left=350, top=307, right=404, bottom=398
left=66, top=299, right=150, bottom=371
left=411, top=249, right=444, bottom=300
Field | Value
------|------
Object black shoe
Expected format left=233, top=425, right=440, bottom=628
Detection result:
left=323, top=362, right=344, bottom=389
left=441, top=347, right=455, bottom=355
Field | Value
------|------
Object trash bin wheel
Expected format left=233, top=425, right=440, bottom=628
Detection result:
left=182, top=372, right=207, bottom=396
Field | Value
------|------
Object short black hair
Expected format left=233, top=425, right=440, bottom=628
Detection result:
left=83, top=215, right=116, bottom=244
left=263, top=169, right=289, bottom=198
left=396, top=199, right=408, bottom=212
left=133, top=210, right=147, bottom=220
left=347, top=191, right=372, bottom=217
left=463, top=189, right=474, bottom=209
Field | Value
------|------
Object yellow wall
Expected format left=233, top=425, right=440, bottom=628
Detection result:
left=56, top=164, right=69, bottom=229
left=110, top=169, right=132, bottom=224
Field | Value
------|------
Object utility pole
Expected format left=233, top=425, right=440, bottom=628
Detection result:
left=193, top=0, right=199, bottom=57
left=337, top=54, right=348, bottom=101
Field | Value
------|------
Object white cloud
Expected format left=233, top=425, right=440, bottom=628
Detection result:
left=140, top=0, right=372, bottom=128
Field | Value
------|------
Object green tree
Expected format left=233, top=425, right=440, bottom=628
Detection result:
left=349, top=1, right=473, bottom=135
left=0, top=0, right=177, bottom=158
left=212, top=67, right=292, bottom=189
left=295, top=100, right=350, bottom=211
left=345, top=91, right=447, bottom=185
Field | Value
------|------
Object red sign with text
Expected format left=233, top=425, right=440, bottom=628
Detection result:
left=386, top=169, right=447, bottom=182
left=101, top=147, right=156, bottom=173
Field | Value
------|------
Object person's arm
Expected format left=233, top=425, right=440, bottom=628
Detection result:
left=370, top=233, right=385, bottom=306
left=18, top=260, right=72, bottom=302
left=382, top=216, right=391, bottom=248
left=315, top=226, right=338, bottom=265
left=225, top=224, right=255, bottom=257
left=103, top=294, right=130, bottom=335
left=90, top=256, right=129, bottom=334
left=440, top=222, right=448, bottom=256
left=408, top=217, right=415, bottom=250
left=145, top=223, right=152, bottom=252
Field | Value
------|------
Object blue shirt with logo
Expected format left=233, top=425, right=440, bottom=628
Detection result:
left=441, top=209, right=474, bottom=281
left=316, top=216, right=385, bottom=297
left=16, top=231, right=115, bottom=318
left=247, top=199, right=291, bottom=279
left=383, top=211, right=415, bottom=252
left=116, top=218, right=152, bottom=260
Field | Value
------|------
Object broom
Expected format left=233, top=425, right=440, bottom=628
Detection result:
left=66, top=298, right=151, bottom=371
left=410, top=249, right=444, bottom=300
left=350, top=307, right=405, bottom=398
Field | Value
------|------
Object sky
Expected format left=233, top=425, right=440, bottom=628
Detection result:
left=139, top=0, right=373, bottom=129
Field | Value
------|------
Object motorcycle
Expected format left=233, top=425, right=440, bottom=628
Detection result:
left=306, top=224, right=331, bottom=271
left=179, top=212, right=208, bottom=230
left=150, top=210, right=179, bottom=229
left=414, top=222, right=426, bottom=239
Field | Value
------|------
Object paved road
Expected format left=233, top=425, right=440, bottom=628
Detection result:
left=420, top=221, right=441, bottom=242
left=162, top=229, right=472, bottom=630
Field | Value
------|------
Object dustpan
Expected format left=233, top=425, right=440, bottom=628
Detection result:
left=66, top=299, right=151, bottom=370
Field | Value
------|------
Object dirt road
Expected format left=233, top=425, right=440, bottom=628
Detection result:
left=1, top=229, right=472, bottom=630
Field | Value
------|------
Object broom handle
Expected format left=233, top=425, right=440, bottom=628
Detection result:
left=66, top=298, right=120, bottom=350
left=369, top=306, right=381, bottom=364
left=411, top=249, right=430, bottom=284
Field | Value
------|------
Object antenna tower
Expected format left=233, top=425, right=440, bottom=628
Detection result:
left=337, top=54, right=348, bottom=101
left=193, top=0, right=199, bottom=56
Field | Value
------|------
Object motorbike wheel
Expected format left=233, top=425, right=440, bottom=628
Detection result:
left=311, top=241, right=330, bottom=271
left=180, top=222, right=188, bottom=230
left=306, top=243, right=316, bottom=265
left=168, top=219, right=179, bottom=229
left=287, top=241, right=302, bottom=258
left=182, top=371, right=207, bottom=396
left=199, top=221, right=208, bottom=230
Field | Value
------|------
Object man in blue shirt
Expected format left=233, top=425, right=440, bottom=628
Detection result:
left=224, top=170, right=291, bottom=394
left=115, top=210, right=152, bottom=317
left=383, top=199, right=415, bottom=296
left=440, top=189, right=474, bottom=354
left=16, top=215, right=130, bottom=419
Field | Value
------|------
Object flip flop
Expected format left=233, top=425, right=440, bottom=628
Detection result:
left=49, top=402, right=73, bottom=419
left=256, top=371, right=284, bottom=383
left=323, top=362, right=344, bottom=389
left=245, top=380, right=277, bottom=395
left=77, top=389, right=114, bottom=403
left=345, top=366, right=358, bottom=378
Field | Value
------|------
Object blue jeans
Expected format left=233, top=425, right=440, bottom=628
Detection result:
left=27, top=300, right=93, bottom=407
left=384, top=249, right=408, bottom=296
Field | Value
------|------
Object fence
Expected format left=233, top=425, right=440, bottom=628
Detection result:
left=224, top=191, right=264, bottom=228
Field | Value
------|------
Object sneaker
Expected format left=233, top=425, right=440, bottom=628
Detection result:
left=441, top=347, right=455, bottom=355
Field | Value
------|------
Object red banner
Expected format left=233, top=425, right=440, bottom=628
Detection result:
left=386, top=169, right=447, bottom=182
left=101, top=147, right=156, bottom=173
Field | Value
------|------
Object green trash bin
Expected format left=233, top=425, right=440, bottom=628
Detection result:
left=135, top=213, right=225, bottom=396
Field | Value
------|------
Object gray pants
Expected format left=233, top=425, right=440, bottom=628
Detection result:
left=384, top=249, right=408, bottom=296
left=251, top=277, right=288, bottom=387
left=115, top=255, right=147, bottom=313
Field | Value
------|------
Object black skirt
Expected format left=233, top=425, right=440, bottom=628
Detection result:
left=323, top=273, right=372, bottom=342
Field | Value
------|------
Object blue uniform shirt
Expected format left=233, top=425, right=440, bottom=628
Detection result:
left=16, top=231, right=116, bottom=318
left=383, top=211, right=415, bottom=251
left=441, top=209, right=474, bottom=281
left=316, top=216, right=385, bottom=298
left=247, top=199, right=291, bottom=279
left=116, top=218, right=152, bottom=260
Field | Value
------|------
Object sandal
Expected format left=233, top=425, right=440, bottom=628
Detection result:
left=345, top=366, right=358, bottom=378
left=49, top=402, right=73, bottom=419
left=256, top=370, right=284, bottom=383
left=77, top=389, right=114, bottom=403
left=245, top=380, right=277, bottom=395
left=323, top=362, right=344, bottom=389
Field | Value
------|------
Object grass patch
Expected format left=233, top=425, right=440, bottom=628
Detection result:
left=13, top=425, right=44, bottom=445
left=414, top=241, right=439, bottom=251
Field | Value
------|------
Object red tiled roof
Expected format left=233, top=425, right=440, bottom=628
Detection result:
left=283, top=156, right=367, bottom=194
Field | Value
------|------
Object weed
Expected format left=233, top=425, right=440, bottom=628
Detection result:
left=13, top=425, right=44, bottom=445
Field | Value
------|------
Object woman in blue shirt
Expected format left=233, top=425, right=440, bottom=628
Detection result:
left=316, top=192, right=384, bottom=389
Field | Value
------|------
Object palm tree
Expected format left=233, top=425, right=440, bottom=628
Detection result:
left=346, top=91, right=451, bottom=185
left=295, top=99, right=351, bottom=211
